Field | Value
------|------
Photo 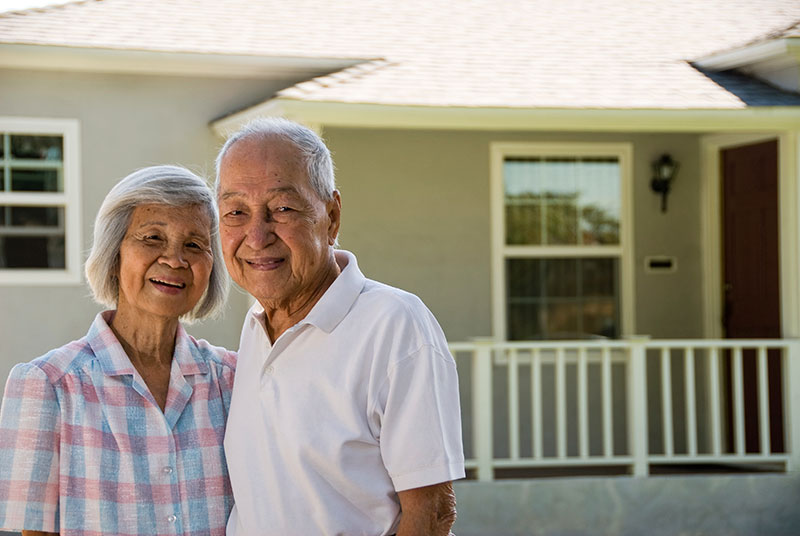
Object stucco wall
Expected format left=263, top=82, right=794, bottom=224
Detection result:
left=324, top=127, right=706, bottom=343
left=0, top=68, right=278, bottom=386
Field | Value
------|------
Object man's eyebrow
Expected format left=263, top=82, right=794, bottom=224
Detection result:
left=219, top=186, right=300, bottom=201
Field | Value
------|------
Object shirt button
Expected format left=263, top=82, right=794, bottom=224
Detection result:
left=163, top=466, right=174, bottom=474
left=167, top=514, right=177, bottom=523
left=265, top=366, right=275, bottom=374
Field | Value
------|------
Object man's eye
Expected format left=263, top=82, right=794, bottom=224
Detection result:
left=186, top=242, right=201, bottom=249
left=275, top=206, right=293, bottom=213
left=226, top=210, right=244, bottom=217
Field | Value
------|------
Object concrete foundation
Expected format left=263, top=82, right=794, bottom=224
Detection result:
left=452, top=474, right=800, bottom=536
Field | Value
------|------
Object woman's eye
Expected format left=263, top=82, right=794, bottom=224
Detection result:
left=275, top=206, right=293, bottom=213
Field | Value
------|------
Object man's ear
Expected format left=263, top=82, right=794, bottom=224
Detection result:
left=327, top=190, right=342, bottom=246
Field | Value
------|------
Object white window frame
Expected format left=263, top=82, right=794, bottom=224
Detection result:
left=0, top=117, right=82, bottom=285
left=490, top=142, right=635, bottom=340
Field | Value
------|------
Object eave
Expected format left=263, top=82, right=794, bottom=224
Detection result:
left=0, top=43, right=363, bottom=79
left=211, top=97, right=800, bottom=136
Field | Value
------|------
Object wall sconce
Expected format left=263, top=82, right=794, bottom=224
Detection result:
left=650, top=154, right=679, bottom=212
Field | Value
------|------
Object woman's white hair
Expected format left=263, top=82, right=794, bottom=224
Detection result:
left=85, top=165, right=228, bottom=322
left=214, top=117, right=336, bottom=201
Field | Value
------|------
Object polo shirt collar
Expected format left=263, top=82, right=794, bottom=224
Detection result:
left=90, top=310, right=208, bottom=376
left=246, top=249, right=366, bottom=335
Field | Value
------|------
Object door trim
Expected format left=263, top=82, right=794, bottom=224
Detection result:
left=700, top=132, right=799, bottom=339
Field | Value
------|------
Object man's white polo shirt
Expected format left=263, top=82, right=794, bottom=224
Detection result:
left=224, top=250, right=465, bottom=536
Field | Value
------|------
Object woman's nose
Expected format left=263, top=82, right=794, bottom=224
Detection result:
left=159, top=244, right=189, bottom=268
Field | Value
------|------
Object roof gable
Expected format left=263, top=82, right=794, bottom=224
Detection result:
left=2, top=0, right=800, bottom=110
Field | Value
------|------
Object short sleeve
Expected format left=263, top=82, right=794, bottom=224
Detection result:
left=379, top=345, right=466, bottom=492
left=218, top=350, right=237, bottom=418
left=0, top=363, right=61, bottom=532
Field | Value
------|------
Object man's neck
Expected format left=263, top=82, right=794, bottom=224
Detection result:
left=260, top=258, right=341, bottom=341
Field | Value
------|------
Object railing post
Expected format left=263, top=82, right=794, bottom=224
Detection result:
left=785, top=340, right=800, bottom=472
left=472, top=338, right=494, bottom=481
left=627, top=336, right=650, bottom=476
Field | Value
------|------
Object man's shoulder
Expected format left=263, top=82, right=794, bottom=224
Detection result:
left=349, top=278, right=448, bottom=350
left=359, top=278, right=430, bottom=317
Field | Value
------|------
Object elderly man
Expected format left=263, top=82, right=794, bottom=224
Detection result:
left=217, top=118, right=465, bottom=536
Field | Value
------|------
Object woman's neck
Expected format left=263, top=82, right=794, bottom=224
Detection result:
left=110, top=307, right=178, bottom=368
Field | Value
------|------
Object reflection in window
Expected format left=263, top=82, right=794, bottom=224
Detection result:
left=507, top=258, right=619, bottom=340
left=504, top=158, right=620, bottom=246
left=10, top=135, right=62, bottom=160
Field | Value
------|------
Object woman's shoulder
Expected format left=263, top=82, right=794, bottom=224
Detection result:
left=12, top=335, right=94, bottom=386
left=185, top=335, right=237, bottom=371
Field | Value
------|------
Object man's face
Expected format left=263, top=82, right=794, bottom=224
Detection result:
left=217, top=136, right=341, bottom=309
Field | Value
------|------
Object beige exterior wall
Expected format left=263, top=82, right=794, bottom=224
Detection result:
left=0, top=73, right=715, bottom=393
left=325, top=127, right=706, bottom=342
left=0, top=68, right=279, bottom=386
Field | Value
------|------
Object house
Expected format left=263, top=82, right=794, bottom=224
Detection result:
left=1, top=0, right=800, bottom=534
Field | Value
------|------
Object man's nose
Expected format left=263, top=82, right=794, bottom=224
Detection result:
left=245, top=218, right=277, bottom=249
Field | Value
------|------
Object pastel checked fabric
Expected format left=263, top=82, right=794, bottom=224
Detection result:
left=0, top=311, right=236, bottom=535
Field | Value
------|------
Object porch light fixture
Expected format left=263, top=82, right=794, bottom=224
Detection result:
left=650, top=154, right=679, bottom=212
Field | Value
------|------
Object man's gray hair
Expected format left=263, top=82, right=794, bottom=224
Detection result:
left=214, top=117, right=336, bottom=201
left=85, top=165, right=228, bottom=322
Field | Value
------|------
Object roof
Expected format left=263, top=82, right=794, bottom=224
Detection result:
left=1, top=0, right=799, bottom=110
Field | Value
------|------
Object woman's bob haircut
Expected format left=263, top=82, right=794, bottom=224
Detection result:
left=85, top=165, right=228, bottom=322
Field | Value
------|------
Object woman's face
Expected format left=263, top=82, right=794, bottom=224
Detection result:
left=117, top=203, right=213, bottom=321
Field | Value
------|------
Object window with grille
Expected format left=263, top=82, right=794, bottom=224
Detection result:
left=0, top=118, right=81, bottom=284
left=491, top=143, right=632, bottom=340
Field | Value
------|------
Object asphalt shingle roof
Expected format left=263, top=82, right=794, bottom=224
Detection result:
left=1, top=0, right=799, bottom=110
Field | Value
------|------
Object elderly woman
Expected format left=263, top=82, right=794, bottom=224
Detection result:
left=0, top=166, right=235, bottom=536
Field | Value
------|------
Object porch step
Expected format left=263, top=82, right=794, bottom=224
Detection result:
left=451, top=474, right=800, bottom=536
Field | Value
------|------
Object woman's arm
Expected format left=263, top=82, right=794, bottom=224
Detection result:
left=0, top=363, right=61, bottom=534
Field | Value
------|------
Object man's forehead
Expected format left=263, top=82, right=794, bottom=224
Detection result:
left=219, top=185, right=301, bottom=200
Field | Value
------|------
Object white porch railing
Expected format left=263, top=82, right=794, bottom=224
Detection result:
left=449, top=338, right=800, bottom=481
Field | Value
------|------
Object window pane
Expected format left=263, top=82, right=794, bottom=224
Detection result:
left=582, top=299, right=618, bottom=338
left=578, top=159, right=620, bottom=245
left=9, top=206, right=61, bottom=227
left=546, top=202, right=578, bottom=245
left=581, top=258, right=616, bottom=296
left=0, top=168, right=4, bottom=191
left=11, top=168, right=60, bottom=192
left=507, top=257, right=619, bottom=340
left=508, top=303, right=544, bottom=340
left=507, top=258, right=541, bottom=297
left=504, top=160, right=543, bottom=245
left=505, top=202, right=541, bottom=245
left=10, top=135, right=62, bottom=160
left=544, top=301, right=580, bottom=339
left=0, top=205, right=65, bottom=269
left=0, top=236, right=65, bottom=269
left=504, top=156, right=620, bottom=246
left=544, top=258, right=577, bottom=297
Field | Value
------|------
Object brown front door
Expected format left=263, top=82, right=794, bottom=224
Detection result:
left=721, top=139, right=783, bottom=453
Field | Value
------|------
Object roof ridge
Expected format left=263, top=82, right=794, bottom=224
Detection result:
left=278, top=58, right=393, bottom=99
left=698, top=16, right=800, bottom=60
left=0, top=0, right=97, bottom=17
